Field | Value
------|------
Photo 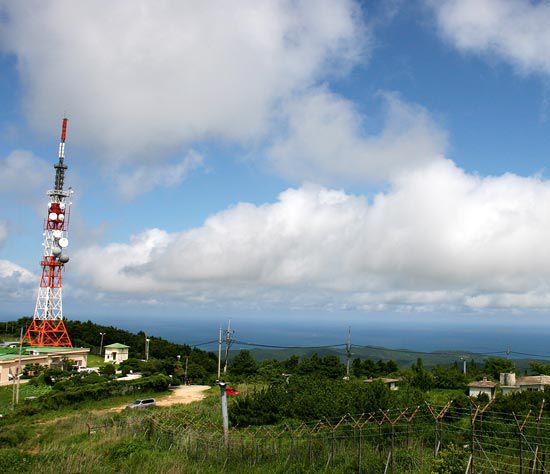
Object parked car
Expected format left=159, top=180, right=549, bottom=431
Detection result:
left=126, top=398, right=156, bottom=409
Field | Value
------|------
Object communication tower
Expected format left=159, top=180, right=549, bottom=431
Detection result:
left=24, top=118, right=73, bottom=347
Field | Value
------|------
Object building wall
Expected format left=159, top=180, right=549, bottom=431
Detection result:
left=104, top=348, right=129, bottom=364
left=468, top=387, right=495, bottom=399
left=0, top=350, right=89, bottom=385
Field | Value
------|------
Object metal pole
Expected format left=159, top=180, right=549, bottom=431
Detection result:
left=15, top=327, right=23, bottom=404
left=145, top=337, right=150, bottom=361
left=184, top=356, right=189, bottom=385
left=346, top=327, right=351, bottom=379
left=219, top=382, right=229, bottom=446
left=223, top=320, right=233, bottom=375
left=217, top=326, right=222, bottom=380
left=99, top=332, right=106, bottom=356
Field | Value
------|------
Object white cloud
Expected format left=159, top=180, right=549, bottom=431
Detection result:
left=0, top=150, right=52, bottom=212
left=427, top=0, right=550, bottom=75
left=116, top=150, right=204, bottom=200
left=268, top=89, right=447, bottom=183
left=73, top=160, right=550, bottom=309
left=0, top=220, right=7, bottom=246
left=0, top=0, right=366, bottom=161
left=0, top=259, right=35, bottom=300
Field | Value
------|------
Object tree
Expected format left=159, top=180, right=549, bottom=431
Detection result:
left=484, top=357, right=515, bottom=379
left=100, top=364, right=116, bottom=376
left=230, top=350, right=258, bottom=377
left=530, top=362, right=550, bottom=375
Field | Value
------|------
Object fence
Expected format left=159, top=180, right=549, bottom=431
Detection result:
left=90, top=399, right=550, bottom=473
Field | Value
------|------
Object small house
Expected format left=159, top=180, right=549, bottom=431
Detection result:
left=365, top=377, right=401, bottom=391
left=468, top=377, right=497, bottom=400
left=104, top=343, right=130, bottom=364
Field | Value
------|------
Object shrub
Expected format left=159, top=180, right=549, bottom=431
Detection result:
left=432, top=443, right=468, bottom=474
left=20, top=374, right=171, bottom=413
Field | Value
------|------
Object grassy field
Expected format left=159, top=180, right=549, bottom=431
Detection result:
left=86, top=354, right=107, bottom=367
left=0, top=383, right=52, bottom=413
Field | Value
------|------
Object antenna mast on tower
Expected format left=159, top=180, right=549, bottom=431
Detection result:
left=24, top=118, right=73, bottom=347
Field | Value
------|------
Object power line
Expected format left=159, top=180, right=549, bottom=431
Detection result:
left=233, top=340, right=347, bottom=350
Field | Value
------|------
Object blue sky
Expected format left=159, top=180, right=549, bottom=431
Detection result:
left=3, top=1, right=550, bottom=336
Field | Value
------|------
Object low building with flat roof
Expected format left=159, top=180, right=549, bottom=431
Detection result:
left=0, top=346, right=89, bottom=385
left=500, top=373, right=550, bottom=395
left=104, top=343, right=130, bottom=364
left=468, top=377, right=497, bottom=399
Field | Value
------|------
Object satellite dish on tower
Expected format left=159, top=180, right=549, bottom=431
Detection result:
left=58, top=238, right=69, bottom=248
left=52, top=230, right=62, bottom=239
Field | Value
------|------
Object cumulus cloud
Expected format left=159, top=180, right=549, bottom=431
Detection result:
left=73, top=160, right=550, bottom=309
left=427, top=0, right=550, bottom=75
left=268, top=89, right=447, bottom=183
left=0, top=259, right=35, bottom=300
left=0, top=150, right=51, bottom=209
left=117, top=150, right=204, bottom=200
left=0, top=0, right=366, bottom=161
left=0, top=220, right=7, bottom=246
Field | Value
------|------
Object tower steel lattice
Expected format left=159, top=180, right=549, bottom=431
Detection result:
left=24, top=118, right=73, bottom=347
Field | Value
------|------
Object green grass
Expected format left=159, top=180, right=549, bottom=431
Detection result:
left=424, top=388, right=466, bottom=405
left=86, top=354, right=107, bottom=367
left=0, top=383, right=52, bottom=413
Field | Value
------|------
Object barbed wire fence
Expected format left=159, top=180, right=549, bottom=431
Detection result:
left=85, top=398, right=550, bottom=473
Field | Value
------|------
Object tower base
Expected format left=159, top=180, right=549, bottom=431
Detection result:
left=24, top=319, right=73, bottom=347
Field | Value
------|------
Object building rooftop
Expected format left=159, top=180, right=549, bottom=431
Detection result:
left=104, top=343, right=130, bottom=349
left=0, top=346, right=87, bottom=361
left=516, top=375, right=550, bottom=386
left=468, top=378, right=497, bottom=388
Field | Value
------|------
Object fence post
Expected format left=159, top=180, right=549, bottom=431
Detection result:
left=513, top=410, right=531, bottom=474
left=470, top=403, right=477, bottom=474
left=358, top=427, right=363, bottom=474
left=535, top=399, right=545, bottom=474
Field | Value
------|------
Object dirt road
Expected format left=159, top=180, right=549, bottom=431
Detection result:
left=106, top=384, right=211, bottom=413
left=155, top=385, right=211, bottom=407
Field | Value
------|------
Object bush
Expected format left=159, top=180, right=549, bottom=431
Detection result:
left=0, top=426, right=30, bottom=447
left=230, top=376, right=424, bottom=427
left=20, top=374, right=171, bottom=413
left=432, top=443, right=468, bottom=474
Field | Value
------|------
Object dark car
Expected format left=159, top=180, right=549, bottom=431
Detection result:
left=126, top=398, right=156, bottom=409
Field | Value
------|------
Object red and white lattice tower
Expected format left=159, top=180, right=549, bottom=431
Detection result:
left=24, top=118, right=73, bottom=347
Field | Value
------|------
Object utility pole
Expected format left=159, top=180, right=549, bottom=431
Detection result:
left=145, top=336, right=150, bottom=361
left=184, top=355, right=189, bottom=385
left=11, top=327, right=24, bottom=409
left=15, top=327, right=23, bottom=404
left=217, top=326, right=222, bottom=380
left=223, top=320, right=234, bottom=375
left=99, top=332, right=106, bottom=356
left=218, top=382, right=229, bottom=446
left=460, top=356, right=467, bottom=374
left=345, top=327, right=352, bottom=379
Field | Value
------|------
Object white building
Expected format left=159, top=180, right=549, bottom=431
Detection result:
left=104, top=343, right=130, bottom=364
left=365, top=377, right=401, bottom=391
left=500, top=372, right=550, bottom=395
left=0, top=346, right=89, bottom=385
left=468, top=377, right=497, bottom=399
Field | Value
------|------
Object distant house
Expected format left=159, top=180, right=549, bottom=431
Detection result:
left=0, top=346, right=89, bottom=385
left=365, top=377, right=401, bottom=391
left=500, top=372, right=550, bottom=395
left=104, top=343, right=130, bottom=364
left=468, top=377, right=497, bottom=399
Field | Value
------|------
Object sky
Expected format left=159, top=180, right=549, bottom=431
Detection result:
left=3, top=1, right=550, bottom=341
